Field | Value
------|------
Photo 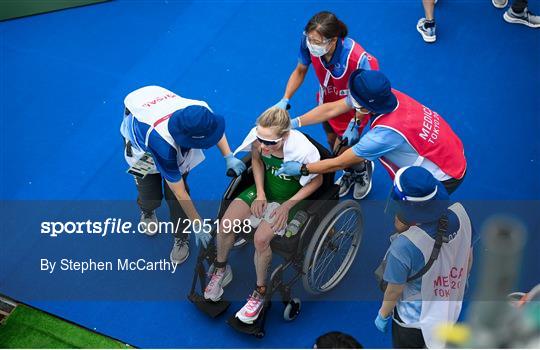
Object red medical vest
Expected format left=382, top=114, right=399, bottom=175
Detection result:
left=311, top=39, right=379, bottom=136
left=371, top=90, right=467, bottom=180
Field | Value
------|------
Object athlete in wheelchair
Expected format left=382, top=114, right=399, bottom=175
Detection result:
left=189, top=107, right=363, bottom=337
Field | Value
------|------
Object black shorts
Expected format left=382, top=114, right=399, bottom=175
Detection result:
left=441, top=170, right=466, bottom=194
left=391, top=310, right=426, bottom=349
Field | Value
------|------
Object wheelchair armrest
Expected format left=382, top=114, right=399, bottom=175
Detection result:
left=218, top=154, right=254, bottom=218
left=223, top=154, right=252, bottom=200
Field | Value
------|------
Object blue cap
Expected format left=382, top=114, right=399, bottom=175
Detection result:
left=168, top=105, right=225, bottom=149
left=391, top=166, right=450, bottom=224
left=348, top=69, right=398, bottom=114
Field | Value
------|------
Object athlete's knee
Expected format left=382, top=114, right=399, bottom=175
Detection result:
left=254, top=224, right=272, bottom=251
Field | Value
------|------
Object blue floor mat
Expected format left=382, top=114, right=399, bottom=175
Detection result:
left=1, top=0, right=539, bottom=348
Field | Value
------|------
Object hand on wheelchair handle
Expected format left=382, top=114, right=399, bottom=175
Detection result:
left=275, top=161, right=302, bottom=177
left=224, top=153, right=246, bottom=176
left=342, top=119, right=360, bottom=146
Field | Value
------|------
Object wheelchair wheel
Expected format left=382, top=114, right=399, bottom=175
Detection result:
left=302, top=200, right=363, bottom=294
left=283, top=298, right=301, bottom=321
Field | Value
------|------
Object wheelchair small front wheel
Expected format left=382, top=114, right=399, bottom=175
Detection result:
left=283, top=298, right=301, bottom=321
left=255, top=331, right=265, bottom=338
left=302, top=200, right=363, bottom=294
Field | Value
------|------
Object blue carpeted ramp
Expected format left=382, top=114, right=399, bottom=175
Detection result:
left=1, top=0, right=539, bottom=348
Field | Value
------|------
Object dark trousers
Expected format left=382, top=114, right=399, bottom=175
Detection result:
left=441, top=170, right=466, bottom=194
left=511, top=0, right=528, bottom=13
left=134, top=173, right=190, bottom=239
left=392, top=311, right=426, bottom=348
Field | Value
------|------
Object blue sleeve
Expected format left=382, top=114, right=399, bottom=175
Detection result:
left=147, top=134, right=182, bottom=183
left=383, top=235, right=425, bottom=284
left=384, top=251, right=410, bottom=284
left=358, top=54, right=371, bottom=70
left=351, top=128, right=405, bottom=161
left=345, top=93, right=354, bottom=108
left=298, top=36, right=311, bottom=66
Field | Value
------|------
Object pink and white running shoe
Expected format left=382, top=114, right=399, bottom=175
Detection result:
left=235, top=290, right=264, bottom=324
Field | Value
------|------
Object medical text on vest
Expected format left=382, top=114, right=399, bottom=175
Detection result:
left=419, top=106, right=441, bottom=144
left=141, top=93, right=178, bottom=108
left=433, top=266, right=465, bottom=298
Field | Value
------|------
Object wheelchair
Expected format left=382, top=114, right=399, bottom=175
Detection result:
left=188, top=134, right=363, bottom=338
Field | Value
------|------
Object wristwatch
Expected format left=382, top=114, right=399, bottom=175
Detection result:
left=300, top=163, right=310, bottom=176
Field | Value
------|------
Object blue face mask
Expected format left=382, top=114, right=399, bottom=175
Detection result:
left=306, top=38, right=330, bottom=57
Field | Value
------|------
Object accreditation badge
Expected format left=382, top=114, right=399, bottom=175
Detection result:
left=126, top=152, right=155, bottom=178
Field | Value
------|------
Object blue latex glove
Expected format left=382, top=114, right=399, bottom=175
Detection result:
left=274, top=98, right=289, bottom=110
left=275, top=161, right=302, bottom=177
left=290, top=117, right=300, bottom=129
left=225, top=153, right=246, bottom=176
left=374, top=312, right=391, bottom=333
left=193, top=223, right=212, bottom=249
left=342, top=119, right=360, bottom=146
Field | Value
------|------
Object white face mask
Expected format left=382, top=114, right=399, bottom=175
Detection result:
left=306, top=38, right=330, bottom=57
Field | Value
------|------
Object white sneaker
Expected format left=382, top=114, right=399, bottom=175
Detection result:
left=503, top=7, right=540, bottom=28
left=204, top=264, right=233, bottom=301
left=352, top=161, right=374, bottom=200
left=337, top=171, right=354, bottom=197
left=492, top=0, right=508, bottom=8
left=170, top=238, right=189, bottom=264
left=235, top=291, right=264, bottom=324
left=417, top=18, right=436, bottom=43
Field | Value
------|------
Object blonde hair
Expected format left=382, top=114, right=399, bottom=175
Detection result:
left=256, top=107, right=291, bottom=137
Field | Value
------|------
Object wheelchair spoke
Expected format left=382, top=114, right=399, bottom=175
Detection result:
left=315, top=250, right=338, bottom=288
left=312, top=247, right=335, bottom=279
left=314, top=243, right=339, bottom=282
left=304, top=202, right=363, bottom=294
left=320, top=214, right=359, bottom=289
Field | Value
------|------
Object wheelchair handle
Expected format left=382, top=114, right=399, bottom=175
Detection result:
left=333, top=138, right=348, bottom=156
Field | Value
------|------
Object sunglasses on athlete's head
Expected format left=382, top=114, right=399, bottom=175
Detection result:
left=256, top=134, right=283, bottom=146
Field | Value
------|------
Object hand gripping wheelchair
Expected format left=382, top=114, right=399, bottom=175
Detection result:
left=188, top=134, right=364, bottom=338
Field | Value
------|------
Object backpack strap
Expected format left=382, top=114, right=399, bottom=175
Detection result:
left=407, top=215, right=448, bottom=282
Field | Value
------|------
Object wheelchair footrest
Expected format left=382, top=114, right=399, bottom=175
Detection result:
left=226, top=302, right=271, bottom=338
left=188, top=293, right=230, bottom=318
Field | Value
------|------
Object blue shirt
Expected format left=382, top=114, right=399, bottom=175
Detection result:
left=298, top=36, right=371, bottom=74
left=351, top=124, right=420, bottom=164
left=383, top=206, right=478, bottom=322
left=133, top=118, right=188, bottom=183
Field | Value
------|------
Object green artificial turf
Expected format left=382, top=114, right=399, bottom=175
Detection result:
left=0, top=1, right=110, bottom=21
left=0, top=305, right=129, bottom=348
